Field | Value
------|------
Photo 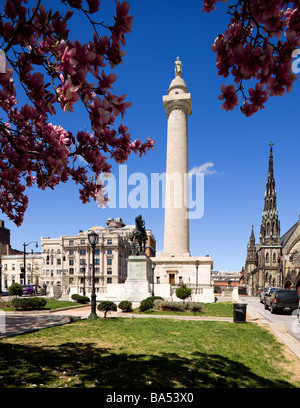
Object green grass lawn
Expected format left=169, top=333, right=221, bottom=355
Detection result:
left=137, top=302, right=234, bottom=317
left=0, top=317, right=299, bottom=388
left=0, top=298, right=76, bottom=311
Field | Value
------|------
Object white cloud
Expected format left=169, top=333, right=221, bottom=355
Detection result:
left=189, top=162, right=218, bottom=176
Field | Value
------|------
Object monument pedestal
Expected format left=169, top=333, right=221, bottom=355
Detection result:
left=124, top=254, right=153, bottom=301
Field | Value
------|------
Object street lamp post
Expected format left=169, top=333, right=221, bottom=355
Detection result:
left=83, top=261, right=86, bottom=298
left=151, top=263, right=156, bottom=296
left=23, top=241, right=38, bottom=285
left=195, top=262, right=199, bottom=294
left=88, top=230, right=99, bottom=319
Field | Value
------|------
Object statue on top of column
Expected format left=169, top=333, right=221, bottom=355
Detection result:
left=175, top=57, right=182, bottom=78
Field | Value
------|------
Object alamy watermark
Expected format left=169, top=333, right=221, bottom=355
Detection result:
left=0, top=310, right=6, bottom=334
left=0, top=49, right=6, bottom=73
left=292, top=49, right=300, bottom=74
left=291, top=309, right=300, bottom=334
left=96, top=165, right=204, bottom=220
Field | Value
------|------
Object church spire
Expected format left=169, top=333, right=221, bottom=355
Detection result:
left=260, top=142, right=280, bottom=244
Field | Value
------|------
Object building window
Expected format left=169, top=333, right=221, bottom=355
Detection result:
left=69, top=250, right=74, bottom=255
left=107, top=239, right=112, bottom=244
left=266, top=253, right=269, bottom=263
left=107, top=268, right=112, bottom=275
left=69, top=259, right=74, bottom=266
left=95, top=249, right=100, bottom=255
left=107, top=278, right=112, bottom=284
left=107, top=259, right=112, bottom=265
left=69, top=268, right=74, bottom=275
left=80, top=250, right=86, bottom=255
left=95, top=258, right=100, bottom=265
left=80, top=239, right=85, bottom=244
left=69, top=240, right=74, bottom=245
left=107, top=249, right=112, bottom=255
left=273, top=253, right=276, bottom=264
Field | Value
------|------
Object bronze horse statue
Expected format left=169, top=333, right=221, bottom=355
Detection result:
left=131, top=215, right=147, bottom=254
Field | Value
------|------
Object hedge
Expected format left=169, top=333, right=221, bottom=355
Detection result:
left=12, top=297, right=47, bottom=310
left=71, top=294, right=89, bottom=304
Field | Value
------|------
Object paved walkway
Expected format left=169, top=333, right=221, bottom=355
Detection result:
left=1, top=301, right=300, bottom=361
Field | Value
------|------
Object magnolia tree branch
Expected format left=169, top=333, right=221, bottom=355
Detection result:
left=202, top=0, right=300, bottom=116
left=0, top=0, right=154, bottom=225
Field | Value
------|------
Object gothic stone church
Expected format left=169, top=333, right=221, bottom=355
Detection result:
left=244, top=142, right=300, bottom=296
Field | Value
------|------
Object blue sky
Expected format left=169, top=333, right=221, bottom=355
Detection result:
left=2, top=0, right=300, bottom=272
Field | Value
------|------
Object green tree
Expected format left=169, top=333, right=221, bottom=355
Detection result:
left=175, top=284, right=191, bottom=303
left=8, top=283, right=23, bottom=297
left=97, top=301, right=117, bottom=318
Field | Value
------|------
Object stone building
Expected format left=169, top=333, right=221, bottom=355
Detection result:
left=0, top=220, right=42, bottom=291
left=1, top=251, right=42, bottom=289
left=244, top=143, right=300, bottom=295
left=41, top=217, right=156, bottom=297
left=280, top=218, right=300, bottom=293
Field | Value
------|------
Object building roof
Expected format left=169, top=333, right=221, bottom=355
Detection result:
left=280, top=221, right=299, bottom=248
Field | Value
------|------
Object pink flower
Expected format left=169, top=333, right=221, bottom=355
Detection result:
left=56, top=74, right=80, bottom=112
left=111, top=1, right=133, bottom=47
left=218, top=84, right=239, bottom=111
left=56, top=41, right=78, bottom=75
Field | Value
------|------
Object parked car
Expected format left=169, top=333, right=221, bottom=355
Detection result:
left=260, top=287, right=282, bottom=304
left=260, top=288, right=269, bottom=303
left=22, top=284, right=42, bottom=296
left=264, top=289, right=299, bottom=314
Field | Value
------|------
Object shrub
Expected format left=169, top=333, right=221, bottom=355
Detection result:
left=97, top=301, right=117, bottom=318
left=160, top=301, right=185, bottom=312
left=71, top=294, right=80, bottom=301
left=187, top=302, right=204, bottom=312
left=118, top=301, right=133, bottom=312
left=71, top=294, right=89, bottom=304
left=76, top=295, right=89, bottom=304
left=139, top=298, right=153, bottom=312
left=8, top=283, right=23, bottom=297
left=153, top=299, right=163, bottom=310
left=175, top=284, right=191, bottom=302
left=139, top=296, right=163, bottom=312
left=12, top=297, right=47, bottom=310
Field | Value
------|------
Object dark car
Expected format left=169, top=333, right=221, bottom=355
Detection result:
left=22, top=284, right=42, bottom=296
left=264, top=289, right=299, bottom=314
left=22, top=284, right=36, bottom=295
left=260, top=286, right=282, bottom=304
left=260, top=288, right=268, bottom=303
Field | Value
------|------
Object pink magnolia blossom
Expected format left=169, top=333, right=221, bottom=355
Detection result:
left=218, top=84, right=239, bottom=111
left=0, top=0, right=154, bottom=225
left=204, top=0, right=300, bottom=115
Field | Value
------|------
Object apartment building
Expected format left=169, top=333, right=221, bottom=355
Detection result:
left=1, top=251, right=43, bottom=289
left=41, top=217, right=156, bottom=297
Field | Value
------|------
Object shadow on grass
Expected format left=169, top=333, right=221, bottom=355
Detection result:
left=0, top=341, right=295, bottom=388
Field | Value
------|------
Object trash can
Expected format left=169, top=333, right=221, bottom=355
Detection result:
left=233, top=303, right=247, bottom=323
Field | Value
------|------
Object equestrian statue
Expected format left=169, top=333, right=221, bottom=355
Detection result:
left=131, top=215, right=147, bottom=254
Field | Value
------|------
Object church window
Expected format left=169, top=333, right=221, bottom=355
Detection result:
left=273, top=253, right=276, bottom=264
left=267, top=222, right=271, bottom=235
left=266, top=252, right=269, bottom=263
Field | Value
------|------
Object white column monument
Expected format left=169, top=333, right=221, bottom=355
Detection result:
left=152, top=57, right=214, bottom=302
left=162, top=57, right=191, bottom=257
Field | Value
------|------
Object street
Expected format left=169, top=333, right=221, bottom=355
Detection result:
left=246, top=296, right=300, bottom=343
